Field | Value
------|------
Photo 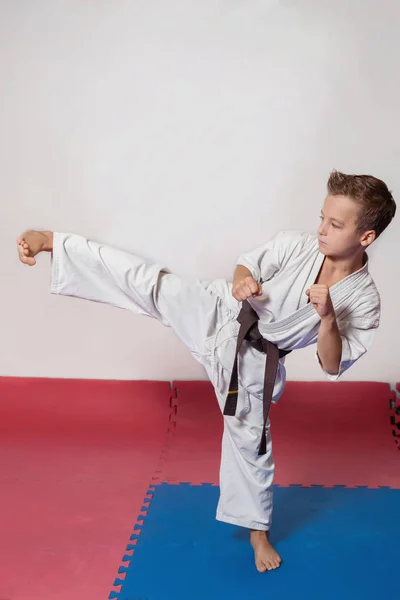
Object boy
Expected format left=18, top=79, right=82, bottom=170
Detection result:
left=16, top=171, right=396, bottom=572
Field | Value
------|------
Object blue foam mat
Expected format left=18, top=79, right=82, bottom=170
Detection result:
left=113, top=483, right=399, bottom=600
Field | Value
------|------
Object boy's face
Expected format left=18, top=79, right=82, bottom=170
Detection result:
left=318, top=194, right=374, bottom=257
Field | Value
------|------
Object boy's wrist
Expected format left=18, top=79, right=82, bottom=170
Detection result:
left=320, top=312, right=337, bottom=327
left=42, top=231, right=54, bottom=251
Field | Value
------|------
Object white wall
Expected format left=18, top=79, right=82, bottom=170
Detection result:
left=1, top=0, right=399, bottom=382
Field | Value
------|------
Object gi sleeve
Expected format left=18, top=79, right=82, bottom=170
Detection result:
left=236, top=230, right=298, bottom=283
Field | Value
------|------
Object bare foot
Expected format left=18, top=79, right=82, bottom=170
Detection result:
left=16, top=230, right=53, bottom=266
left=250, top=530, right=282, bottom=572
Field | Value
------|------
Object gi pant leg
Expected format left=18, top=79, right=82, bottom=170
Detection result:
left=51, top=232, right=274, bottom=530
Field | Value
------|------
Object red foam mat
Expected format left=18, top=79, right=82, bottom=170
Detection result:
left=0, top=377, right=172, bottom=600
left=162, top=381, right=223, bottom=485
left=162, top=380, right=400, bottom=488
left=271, top=381, right=399, bottom=487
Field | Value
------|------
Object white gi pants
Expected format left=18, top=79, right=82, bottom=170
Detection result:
left=51, top=233, right=281, bottom=531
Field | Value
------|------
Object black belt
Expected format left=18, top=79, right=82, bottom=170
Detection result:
left=223, top=300, right=291, bottom=456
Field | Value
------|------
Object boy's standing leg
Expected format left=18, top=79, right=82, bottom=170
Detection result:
left=16, top=230, right=281, bottom=571
left=215, top=386, right=280, bottom=571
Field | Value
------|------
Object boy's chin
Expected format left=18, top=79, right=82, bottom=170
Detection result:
left=318, top=241, right=330, bottom=255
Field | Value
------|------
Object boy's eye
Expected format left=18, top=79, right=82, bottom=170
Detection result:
left=332, top=223, right=340, bottom=229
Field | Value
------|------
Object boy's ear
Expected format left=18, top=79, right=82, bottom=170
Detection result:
left=360, top=230, right=376, bottom=247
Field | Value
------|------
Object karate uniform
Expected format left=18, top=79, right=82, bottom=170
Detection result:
left=50, top=230, right=380, bottom=530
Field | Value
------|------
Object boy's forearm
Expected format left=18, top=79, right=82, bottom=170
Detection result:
left=317, top=315, right=342, bottom=375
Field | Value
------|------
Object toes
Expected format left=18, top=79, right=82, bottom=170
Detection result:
left=256, top=556, right=281, bottom=572
left=272, top=557, right=281, bottom=568
left=19, top=253, right=35, bottom=266
left=256, top=557, right=275, bottom=572
left=254, top=554, right=268, bottom=573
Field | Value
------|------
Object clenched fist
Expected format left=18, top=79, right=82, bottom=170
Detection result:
left=306, top=284, right=335, bottom=319
left=232, top=276, right=262, bottom=302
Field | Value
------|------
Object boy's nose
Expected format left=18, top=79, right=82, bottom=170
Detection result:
left=318, top=223, right=327, bottom=236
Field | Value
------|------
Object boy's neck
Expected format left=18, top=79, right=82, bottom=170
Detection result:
left=323, top=249, right=367, bottom=278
